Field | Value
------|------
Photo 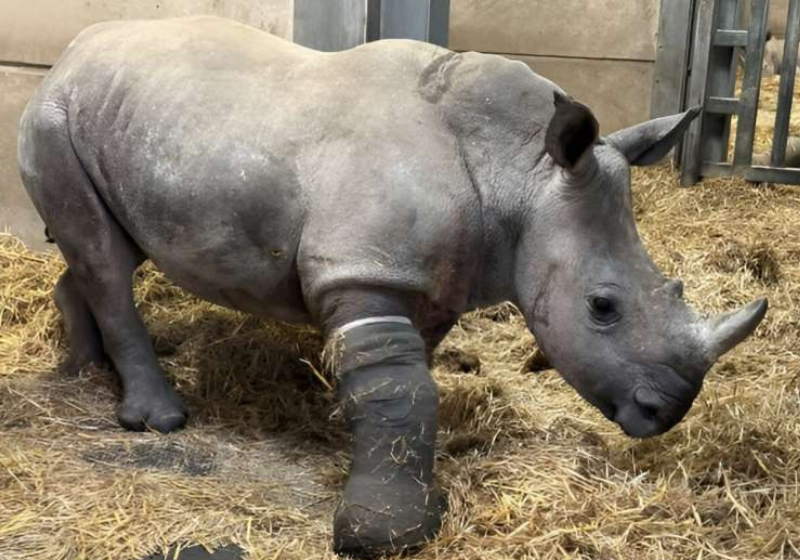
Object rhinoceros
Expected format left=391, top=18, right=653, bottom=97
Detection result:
left=18, top=16, right=767, bottom=558
left=763, top=32, right=800, bottom=77
left=753, top=136, right=800, bottom=167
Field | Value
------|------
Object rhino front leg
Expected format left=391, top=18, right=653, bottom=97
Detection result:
left=322, top=289, right=445, bottom=558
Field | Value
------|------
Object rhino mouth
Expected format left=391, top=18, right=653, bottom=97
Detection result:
left=583, top=363, right=702, bottom=439
left=614, top=373, right=700, bottom=438
left=562, top=360, right=703, bottom=438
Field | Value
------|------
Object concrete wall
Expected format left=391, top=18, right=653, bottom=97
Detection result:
left=0, top=0, right=660, bottom=248
left=0, top=66, right=48, bottom=248
left=0, top=1, right=292, bottom=250
left=0, top=0, right=293, bottom=65
left=449, top=0, right=660, bottom=134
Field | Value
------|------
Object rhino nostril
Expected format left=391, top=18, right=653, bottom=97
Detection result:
left=634, top=388, right=663, bottom=421
left=601, top=402, right=618, bottom=421
left=638, top=403, right=659, bottom=421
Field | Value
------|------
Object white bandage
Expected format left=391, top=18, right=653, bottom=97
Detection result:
left=336, top=316, right=413, bottom=336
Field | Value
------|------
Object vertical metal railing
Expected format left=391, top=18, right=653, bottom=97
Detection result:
left=681, top=0, right=718, bottom=185
left=677, top=0, right=800, bottom=184
left=367, top=0, right=449, bottom=47
left=295, top=0, right=450, bottom=52
left=293, top=0, right=367, bottom=52
left=704, top=0, right=742, bottom=164
left=733, top=0, right=769, bottom=167
left=770, top=0, right=800, bottom=166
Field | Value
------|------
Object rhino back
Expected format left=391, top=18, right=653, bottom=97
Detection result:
left=28, top=17, right=490, bottom=322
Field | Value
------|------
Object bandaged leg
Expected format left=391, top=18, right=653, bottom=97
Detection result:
left=332, top=320, right=444, bottom=557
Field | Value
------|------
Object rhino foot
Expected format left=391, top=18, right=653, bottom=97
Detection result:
left=333, top=475, right=446, bottom=558
left=327, top=303, right=444, bottom=557
left=117, top=386, right=187, bottom=433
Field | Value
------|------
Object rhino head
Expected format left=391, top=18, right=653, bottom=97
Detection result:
left=515, top=93, right=767, bottom=438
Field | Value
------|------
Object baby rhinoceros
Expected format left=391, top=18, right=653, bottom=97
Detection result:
left=18, top=16, right=767, bottom=559
left=763, top=32, right=800, bottom=77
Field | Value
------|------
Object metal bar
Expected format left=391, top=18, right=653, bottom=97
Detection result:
left=703, top=161, right=800, bottom=183
left=651, top=0, right=696, bottom=118
left=428, top=0, right=450, bottom=47
left=675, top=0, right=701, bottom=167
left=379, top=0, right=432, bottom=41
left=366, top=0, right=382, bottom=42
left=714, top=29, right=749, bottom=45
left=367, top=0, right=450, bottom=46
left=293, top=0, right=366, bottom=52
left=702, top=0, right=742, bottom=164
left=707, top=96, right=741, bottom=113
left=701, top=162, right=735, bottom=176
left=733, top=0, right=769, bottom=167
left=681, top=0, right=717, bottom=185
left=771, top=0, right=800, bottom=166
left=743, top=167, right=800, bottom=183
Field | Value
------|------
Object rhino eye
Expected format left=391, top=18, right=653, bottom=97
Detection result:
left=588, top=296, right=619, bottom=325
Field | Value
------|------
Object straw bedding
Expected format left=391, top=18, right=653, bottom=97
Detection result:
left=1, top=80, right=800, bottom=560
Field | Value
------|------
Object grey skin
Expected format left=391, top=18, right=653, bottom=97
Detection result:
left=763, top=32, right=800, bottom=77
left=19, top=16, right=767, bottom=556
left=753, top=136, right=800, bottom=167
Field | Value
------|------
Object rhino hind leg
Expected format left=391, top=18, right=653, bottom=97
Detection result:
left=21, top=108, right=187, bottom=433
left=54, top=269, right=109, bottom=374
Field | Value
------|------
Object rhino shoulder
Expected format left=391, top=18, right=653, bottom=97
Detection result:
left=430, top=50, right=559, bottom=133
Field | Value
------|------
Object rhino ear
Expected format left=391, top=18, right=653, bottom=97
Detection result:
left=545, top=91, right=599, bottom=171
left=606, top=107, right=702, bottom=166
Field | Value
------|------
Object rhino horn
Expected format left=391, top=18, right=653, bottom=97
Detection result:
left=606, top=106, right=701, bottom=166
left=704, top=298, right=768, bottom=361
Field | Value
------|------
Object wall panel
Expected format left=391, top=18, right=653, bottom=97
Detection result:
left=0, top=0, right=293, bottom=66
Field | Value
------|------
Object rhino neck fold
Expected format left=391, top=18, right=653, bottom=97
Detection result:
left=431, top=50, right=559, bottom=309
left=458, top=135, right=548, bottom=310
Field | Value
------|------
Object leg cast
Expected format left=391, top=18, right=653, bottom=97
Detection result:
left=333, top=321, right=444, bottom=557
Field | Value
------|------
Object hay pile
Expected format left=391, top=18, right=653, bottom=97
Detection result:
left=1, top=83, right=800, bottom=560
left=2, top=169, right=799, bottom=560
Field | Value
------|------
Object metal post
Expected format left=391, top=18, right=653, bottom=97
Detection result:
left=365, top=0, right=450, bottom=47
left=293, top=0, right=366, bottom=52
left=703, top=0, right=741, bottom=164
left=366, top=0, right=382, bottom=42
left=733, top=0, right=769, bottom=168
left=770, top=0, right=800, bottom=166
left=651, top=0, right=696, bottom=119
left=681, top=0, right=718, bottom=185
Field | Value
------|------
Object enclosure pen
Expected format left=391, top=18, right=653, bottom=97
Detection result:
left=2, top=4, right=800, bottom=558
left=680, top=0, right=800, bottom=185
left=1, top=75, right=800, bottom=556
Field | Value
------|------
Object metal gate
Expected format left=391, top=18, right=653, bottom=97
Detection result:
left=674, top=0, right=800, bottom=185
left=293, top=0, right=449, bottom=52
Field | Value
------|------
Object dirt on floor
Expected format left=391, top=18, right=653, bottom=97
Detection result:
left=2, top=81, right=800, bottom=560
left=1, top=163, right=799, bottom=560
